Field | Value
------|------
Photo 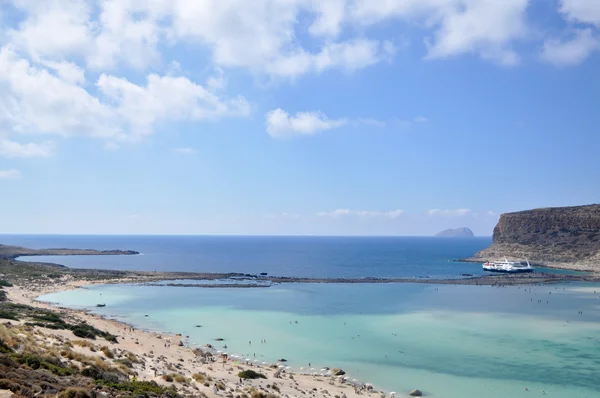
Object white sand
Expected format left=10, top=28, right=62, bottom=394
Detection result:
left=4, top=279, right=386, bottom=398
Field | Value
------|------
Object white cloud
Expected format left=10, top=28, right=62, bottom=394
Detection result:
left=541, top=29, right=599, bottom=66
left=7, top=0, right=93, bottom=62
left=97, top=73, right=250, bottom=140
left=309, top=0, right=347, bottom=38
left=317, top=209, right=404, bottom=219
left=0, top=169, right=21, bottom=179
left=428, top=208, right=472, bottom=217
left=350, top=0, right=529, bottom=65
left=4, top=0, right=597, bottom=87
left=414, top=116, right=428, bottom=123
left=0, top=139, right=55, bottom=158
left=265, top=109, right=347, bottom=138
left=0, top=45, right=250, bottom=146
left=172, top=147, right=197, bottom=155
left=560, top=0, right=600, bottom=26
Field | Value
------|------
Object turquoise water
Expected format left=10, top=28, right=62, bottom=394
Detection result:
left=40, top=282, right=600, bottom=398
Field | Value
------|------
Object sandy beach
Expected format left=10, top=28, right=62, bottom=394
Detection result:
left=2, top=277, right=397, bottom=398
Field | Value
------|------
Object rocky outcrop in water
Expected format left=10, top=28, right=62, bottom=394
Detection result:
left=435, top=227, right=474, bottom=237
left=466, top=204, right=600, bottom=271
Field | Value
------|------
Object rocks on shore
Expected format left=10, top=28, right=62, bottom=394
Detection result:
left=332, top=368, right=345, bottom=376
left=409, top=389, right=423, bottom=396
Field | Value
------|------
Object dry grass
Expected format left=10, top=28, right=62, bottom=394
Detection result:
left=173, top=373, right=187, bottom=383
left=57, top=387, right=94, bottom=398
left=72, top=340, right=97, bottom=351
left=100, top=346, right=114, bottom=359
left=192, top=372, right=206, bottom=383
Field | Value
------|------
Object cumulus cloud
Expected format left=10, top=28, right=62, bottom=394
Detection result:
left=265, top=109, right=347, bottom=138
left=541, top=29, right=599, bottom=66
left=0, top=169, right=21, bottom=179
left=428, top=208, right=472, bottom=217
left=317, top=209, right=404, bottom=219
left=0, top=139, right=55, bottom=158
left=560, top=0, right=600, bottom=26
left=0, top=46, right=250, bottom=146
left=3, top=0, right=568, bottom=80
left=350, top=0, right=529, bottom=65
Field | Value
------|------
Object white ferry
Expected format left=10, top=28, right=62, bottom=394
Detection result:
left=482, top=258, right=534, bottom=273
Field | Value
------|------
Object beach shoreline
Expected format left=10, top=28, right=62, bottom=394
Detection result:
left=2, top=277, right=396, bottom=398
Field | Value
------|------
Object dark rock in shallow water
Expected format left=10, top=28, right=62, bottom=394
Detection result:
left=332, top=368, right=345, bottom=376
left=215, top=338, right=224, bottom=341
left=409, top=389, right=422, bottom=396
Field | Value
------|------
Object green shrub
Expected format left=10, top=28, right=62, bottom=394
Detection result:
left=238, top=370, right=267, bottom=380
left=0, top=280, right=13, bottom=287
left=97, top=380, right=178, bottom=396
left=0, top=339, right=13, bottom=354
left=0, top=309, right=18, bottom=320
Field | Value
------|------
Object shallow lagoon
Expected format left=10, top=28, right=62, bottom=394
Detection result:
left=40, top=282, right=600, bottom=398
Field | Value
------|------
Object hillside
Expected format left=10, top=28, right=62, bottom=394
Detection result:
left=466, top=204, right=600, bottom=271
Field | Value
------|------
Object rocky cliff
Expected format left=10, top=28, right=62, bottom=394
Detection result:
left=467, top=204, right=600, bottom=271
left=435, top=227, right=474, bottom=237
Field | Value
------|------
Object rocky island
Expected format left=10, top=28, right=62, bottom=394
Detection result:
left=465, top=204, right=600, bottom=271
left=435, top=227, right=474, bottom=237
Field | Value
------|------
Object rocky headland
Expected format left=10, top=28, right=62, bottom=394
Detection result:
left=465, top=204, right=600, bottom=272
left=435, top=227, right=474, bottom=237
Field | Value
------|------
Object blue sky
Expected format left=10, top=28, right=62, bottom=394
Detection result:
left=0, top=0, right=599, bottom=236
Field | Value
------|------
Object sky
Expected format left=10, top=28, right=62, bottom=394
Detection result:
left=0, top=0, right=599, bottom=236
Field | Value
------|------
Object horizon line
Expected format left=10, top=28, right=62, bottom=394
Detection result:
left=0, top=233, right=492, bottom=238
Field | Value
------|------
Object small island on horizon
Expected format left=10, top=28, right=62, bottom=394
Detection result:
left=435, top=227, right=475, bottom=237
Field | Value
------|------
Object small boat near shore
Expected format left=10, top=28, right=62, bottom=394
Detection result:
left=482, top=258, right=534, bottom=273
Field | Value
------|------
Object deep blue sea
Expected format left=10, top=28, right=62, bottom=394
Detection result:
left=4, top=235, right=493, bottom=278
left=6, top=235, right=600, bottom=397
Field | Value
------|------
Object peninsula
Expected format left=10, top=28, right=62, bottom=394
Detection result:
left=465, top=204, right=600, bottom=271
left=0, top=244, right=139, bottom=259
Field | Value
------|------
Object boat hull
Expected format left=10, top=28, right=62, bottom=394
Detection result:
left=482, top=268, right=534, bottom=273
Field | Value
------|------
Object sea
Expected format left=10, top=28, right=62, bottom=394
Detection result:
left=2, top=235, right=599, bottom=397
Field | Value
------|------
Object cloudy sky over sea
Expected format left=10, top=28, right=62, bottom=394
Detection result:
left=0, top=1, right=598, bottom=235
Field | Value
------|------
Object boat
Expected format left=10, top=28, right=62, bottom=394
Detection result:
left=482, top=258, right=534, bottom=273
